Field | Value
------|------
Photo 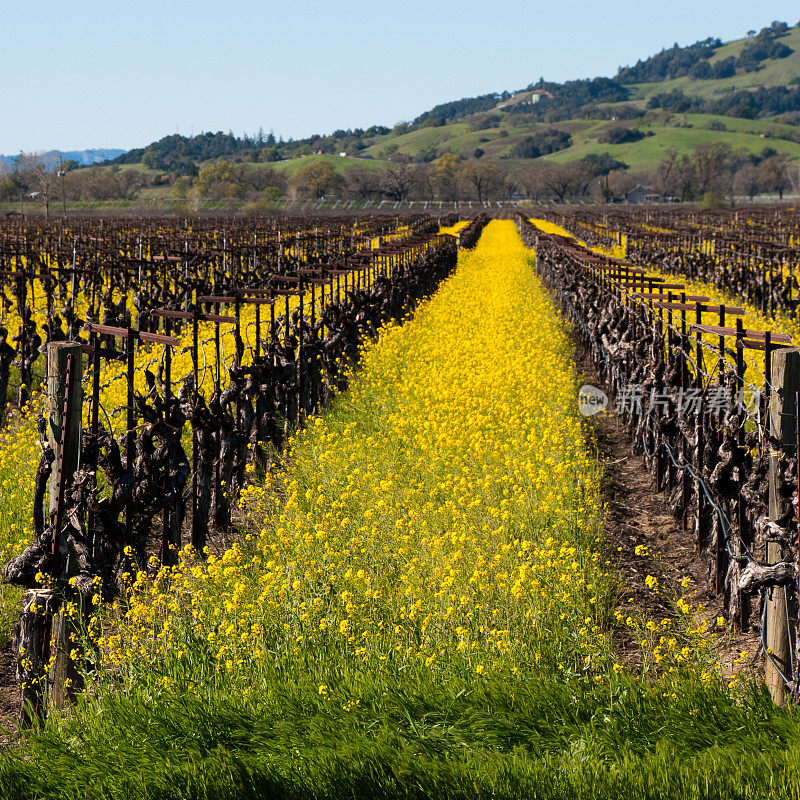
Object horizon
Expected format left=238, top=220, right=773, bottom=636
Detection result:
left=3, top=1, right=799, bottom=155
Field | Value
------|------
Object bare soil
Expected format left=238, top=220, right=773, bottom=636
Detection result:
left=0, top=642, right=19, bottom=743
left=578, top=351, right=762, bottom=676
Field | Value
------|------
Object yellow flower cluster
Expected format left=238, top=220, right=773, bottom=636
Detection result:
left=530, top=218, right=795, bottom=400
left=98, top=220, right=615, bottom=690
left=439, top=221, right=470, bottom=236
left=0, top=220, right=438, bottom=644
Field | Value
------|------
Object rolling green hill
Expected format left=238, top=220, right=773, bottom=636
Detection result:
left=353, top=22, right=800, bottom=173
left=358, top=114, right=800, bottom=174
left=632, top=26, right=800, bottom=99
left=48, top=18, right=800, bottom=203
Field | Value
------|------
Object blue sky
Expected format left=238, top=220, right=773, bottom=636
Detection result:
left=2, top=1, right=798, bottom=154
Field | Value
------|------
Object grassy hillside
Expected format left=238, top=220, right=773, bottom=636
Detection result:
left=269, top=153, right=387, bottom=176
left=632, top=27, right=800, bottom=99
left=543, top=116, right=800, bottom=172
left=43, top=19, right=800, bottom=196
left=353, top=24, right=800, bottom=173
left=360, top=115, right=800, bottom=173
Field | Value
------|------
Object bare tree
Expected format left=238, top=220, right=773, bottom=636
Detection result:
left=343, top=165, right=380, bottom=201
left=460, top=162, right=502, bottom=203
left=602, top=169, right=638, bottom=202
left=540, top=163, right=590, bottom=202
left=691, top=142, right=734, bottom=196
left=570, top=162, right=596, bottom=199
left=409, top=164, right=434, bottom=201
left=381, top=163, right=416, bottom=202
left=667, top=154, right=696, bottom=201
left=759, top=154, right=792, bottom=199
left=787, top=162, right=800, bottom=196
left=17, top=152, right=61, bottom=219
left=540, top=164, right=578, bottom=202
left=513, top=167, right=548, bottom=202
left=734, top=163, right=762, bottom=201
left=654, top=148, right=681, bottom=198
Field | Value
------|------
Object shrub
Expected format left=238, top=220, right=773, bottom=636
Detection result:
left=597, top=126, right=645, bottom=144
left=511, top=130, right=572, bottom=158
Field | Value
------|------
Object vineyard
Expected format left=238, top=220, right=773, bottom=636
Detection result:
left=1, top=209, right=800, bottom=798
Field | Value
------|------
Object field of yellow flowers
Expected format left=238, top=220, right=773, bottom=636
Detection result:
left=529, top=217, right=800, bottom=397
left=95, top=220, right=613, bottom=691
left=3, top=221, right=800, bottom=800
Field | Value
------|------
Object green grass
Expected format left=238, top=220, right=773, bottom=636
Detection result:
left=357, top=112, right=800, bottom=174
left=4, top=671, right=800, bottom=800
left=269, top=153, right=388, bottom=177
left=543, top=120, right=800, bottom=172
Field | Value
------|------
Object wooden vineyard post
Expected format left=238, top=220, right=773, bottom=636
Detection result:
left=46, top=342, right=83, bottom=712
left=18, top=342, right=83, bottom=723
left=17, top=590, right=59, bottom=725
left=766, top=347, right=800, bottom=705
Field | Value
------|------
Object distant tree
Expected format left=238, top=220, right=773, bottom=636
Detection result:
left=343, top=165, right=380, bottom=201
left=460, top=162, right=502, bottom=202
left=193, top=159, right=243, bottom=199
left=689, top=59, right=713, bottom=79
left=381, top=163, right=416, bottom=202
left=759, top=153, right=792, bottom=198
left=412, top=163, right=435, bottom=200
left=513, top=167, right=548, bottom=201
left=691, top=142, right=734, bottom=195
left=432, top=153, right=463, bottom=201
left=654, top=148, right=681, bottom=198
left=712, top=57, right=737, bottom=79
left=63, top=165, right=144, bottom=201
left=734, top=163, right=762, bottom=200
left=675, top=155, right=698, bottom=201
left=540, top=163, right=584, bottom=201
left=289, top=160, right=342, bottom=199
left=171, top=175, right=194, bottom=199
left=17, top=152, right=61, bottom=218
left=597, top=126, right=645, bottom=144
left=258, top=147, right=280, bottom=162
left=0, top=161, right=23, bottom=202
left=511, top=130, right=571, bottom=158
left=604, top=169, right=638, bottom=201
left=0, top=165, right=20, bottom=201
left=579, top=152, right=628, bottom=177
left=787, top=162, right=800, bottom=195
left=236, top=164, right=284, bottom=195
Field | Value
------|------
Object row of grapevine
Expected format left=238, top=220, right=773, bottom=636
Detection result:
left=0, top=212, right=465, bottom=721
left=518, top=211, right=800, bottom=703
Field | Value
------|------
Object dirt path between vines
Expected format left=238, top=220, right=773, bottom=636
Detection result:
left=577, top=352, right=762, bottom=676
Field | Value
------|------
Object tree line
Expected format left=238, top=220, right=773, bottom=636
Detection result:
left=4, top=144, right=800, bottom=215
left=653, top=142, right=799, bottom=202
